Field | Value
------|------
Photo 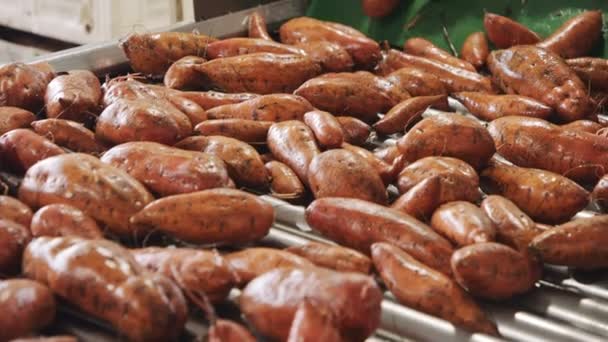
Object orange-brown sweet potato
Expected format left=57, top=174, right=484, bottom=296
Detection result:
left=0, top=195, right=33, bottom=227
left=30, top=204, right=103, bottom=239
left=362, top=0, right=400, bottom=18
left=0, top=218, right=31, bottom=274
left=31, top=119, right=105, bottom=155
left=287, top=300, right=342, bottom=342
left=286, top=241, right=372, bottom=274
left=566, top=57, right=608, bottom=92
left=0, top=63, right=53, bottom=112
left=225, top=247, right=314, bottom=285
left=195, top=119, right=272, bottom=143
left=341, top=142, right=394, bottom=185
left=44, top=70, right=101, bottom=123
left=404, top=37, right=476, bottom=72
left=461, top=32, right=489, bottom=70
left=384, top=67, right=447, bottom=96
left=452, top=92, right=553, bottom=121
left=0, top=106, right=35, bottom=135
left=206, top=38, right=304, bottom=59
left=374, top=95, right=449, bottom=135
left=0, top=128, right=65, bottom=174
left=206, top=94, right=313, bottom=122
left=397, top=156, right=479, bottom=194
left=430, top=201, right=496, bottom=246
left=336, top=116, right=370, bottom=146
left=303, top=110, right=344, bottom=149
left=537, top=10, right=603, bottom=58
left=209, top=320, right=257, bottom=342
left=248, top=11, right=272, bottom=41
left=296, top=41, right=354, bottom=72
left=483, top=13, right=541, bottom=48
left=265, top=161, right=306, bottom=200
left=561, top=120, right=603, bottom=134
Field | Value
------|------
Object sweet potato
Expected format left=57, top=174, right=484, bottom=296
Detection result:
left=195, top=119, right=271, bottom=143
left=225, top=247, right=313, bottom=285
left=461, top=32, right=489, bottom=70
left=31, top=119, right=105, bottom=154
left=397, top=114, right=496, bottom=170
left=30, top=62, right=55, bottom=84
left=374, top=145, right=402, bottom=165
left=0, top=128, right=65, bottom=174
left=164, top=53, right=321, bottom=94
left=296, top=41, right=354, bottom=72
left=44, top=70, right=101, bottom=123
left=132, top=247, right=236, bottom=303
left=480, top=195, right=544, bottom=252
left=593, top=174, right=608, bottom=211
left=30, top=204, right=103, bottom=239
left=566, top=57, right=608, bottom=92
left=303, top=110, right=344, bottom=149
left=0, top=63, right=52, bottom=112
left=240, top=267, right=382, bottom=341
left=371, top=243, right=498, bottom=335
left=0, top=279, right=56, bottom=341
left=308, top=149, right=388, bottom=204
left=488, top=116, right=608, bottom=183
left=130, top=188, right=273, bottom=244
left=483, top=13, right=541, bottom=48
left=209, top=320, right=257, bottom=342
left=0, top=219, right=31, bottom=274
left=487, top=45, right=592, bottom=122
left=23, top=237, right=188, bottom=342
left=19, top=153, right=153, bottom=237
left=294, top=71, right=409, bottom=123
left=306, top=197, right=454, bottom=275
left=206, top=94, right=313, bottom=122
left=404, top=38, right=476, bottom=72
left=384, top=67, right=447, bottom=96
left=430, top=201, right=496, bottom=246
left=267, top=120, right=320, bottom=185
left=374, top=95, right=449, bottom=135
left=451, top=242, right=536, bottom=300
left=453, top=92, right=553, bottom=121
left=537, top=10, right=603, bottom=58
left=175, top=136, right=267, bottom=188
left=120, top=32, right=217, bottom=75
left=248, top=11, right=272, bottom=41
left=0, top=195, right=33, bottom=227
left=287, top=300, right=342, bottom=342
left=0, top=106, right=35, bottom=135
left=206, top=38, right=304, bottom=59
left=561, top=120, right=603, bottom=134
left=341, top=142, right=394, bottom=184
left=530, top=215, right=608, bottom=269
left=397, top=156, right=479, bottom=194
left=286, top=241, right=371, bottom=274
left=265, top=161, right=306, bottom=200
left=96, top=99, right=192, bottom=146
left=362, top=0, right=399, bottom=18
left=180, top=91, right=258, bottom=110
left=481, top=162, right=589, bottom=224
left=279, top=17, right=381, bottom=69
left=336, top=116, right=370, bottom=145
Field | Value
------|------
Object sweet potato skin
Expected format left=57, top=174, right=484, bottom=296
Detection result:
left=209, top=320, right=257, bottom=342
left=31, top=119, right=105, bottom=155
left=30, top=204, right=103, bottom=239
left=384, top=67, right=447, bottom=96
left=0, top=219, right=31, bottom=274
left=341, top=142, right=393, bottom=185
left=461, top=32, right=489, bottom=70
left=362, top=0, right=400, bottom=18
left=336, top=116, right=371, bottom=146
left=0, top=63, right=52, bottom=112
left=537, top=10, right=603, bottom=58
left=0, top=128, right=65, bottom=174
left=0, top=195, right=33, bottom=227
left=452, top=93, right=552, bottom=121
left=297, top=41, right=354, bottom=72
left=483, top=13, right=541, bottom=48
left=225, top=247, right=314, bottom=285
left=195, top=119, right=272, bottom=143
left=248, top=12, right=272, bottom=41
left=397, top=156, right=479, bottom=194
left=303, top=110, right=344, bottom=149
left=561, top=120, right=603, bottom=134
left=404, top=37, right=476, bottom=72
left=206, top=94, right=313, bottom=122
left=374, top=95, right=449, bottom=135
left=265, top=161, right=306, bottom=200
left=180, top=91, right=258, bottom=110
left=206, top=38, right=304, bottom=59
left=287, top=300, right=343, bottom=342
left=592, top=174, right=608, bottom=211
left=430, top=201, right=496, bottom=246
left=567, top=57, right=608, bottom=92
left=0, top=106, right=35, bottom=135
left=286, top=241, right=372, bottom=274
left=44, top=70, right=101, bottom=123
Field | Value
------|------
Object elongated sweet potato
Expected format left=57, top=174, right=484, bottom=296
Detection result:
left=175, top=136, right=267, bottom=188
left=132, top=247, right=236, bottom=303
left=265, top=161, right=306, bottom=200
left=209, top=320, right=257, bottom=342
left=306, top=197, right=454, bottom=275
left=341, top=142, right=394, bottom=185
left=561, top=120, right=603, bottom=134
left=303, top=110, right=344, bottom=149
left=384, top=67, right=447, bottom=96
left=397, top=114, right=496, bottom=170
left=130, top=188, right=273, bottom=244
left=23, top=237, right=188, bottom=342
left=240, top=267, right=382, bottom=341
left=397, top=156, right=479, bottom=194
left=287, top=300, right=342, bottom=342
left=19, top=153, right=153, bottom=237
left=248, top=12, right=272, bottom=41
left=30, top=204, right=103, bottom=239
left=452, top=92, right=552, bottom=121
left=0, top=128, right=65, bottom=174
left=371, top=243, right=498, bottom=335
left=0, top=218, right=31, bottom=274
left=180, top=90, right=258, bottom=110
left=430, top=201, right=496, bottom=246
left=537, top=10, right=603, bottom=58
left=296, top=41, right=354, bottom=72
left=0, top=195, right=33, bottom=227
left=0, top=106, right=35, bottom=135
left=164, top=53, right=321, bottom=94
left=44, top=70, right=101, bottom=123
left=336, top=116, right=370, bottom=145
left=374, top=95, right=449, bottom=135
left=461, top=32, right=489, bottom=70
left=567, top=57, right=608, bottom=92
left=195, top=119, right=272, bottom=143
left=286, top=241, right=372, bottom=274
left=31, top=119, right=105, bottom=155
left=206, top=38, right=304, bottom=59
left=481, top=161, right=589, bottom=224
left=487, top=45, right=592, bottom=122
left=0, top=63, right=53, bottom=112
left=120, top=32, right=217, bottom=75
left=404, top=37, right=476, bottom=72
left=451, top=242, right=537, bottom=300
left=206, top=94, right=312, bottom=122
left=0, top=279, right=56, bottom=342
left=483, top=13, right=541, bottom=48
left=530, top=215, right=608, bottom=269
left=225, top=247, right=313, bottom=285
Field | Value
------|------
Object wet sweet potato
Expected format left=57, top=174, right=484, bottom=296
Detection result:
left=164, top=53, right=321, bottom=94
left=267, top=120, right=320, bottom=185
left=530, top=215, right=608, bottom=269
left=374, top=95, right=449, bottom=135
left=537, top=10, right=603, bottom=58
left=341, top=142, right=394, bottom=185
left=487, top=45, right=592, bottom=122
left=371, top=243, right=498, bottom=335
left=397, top=156, right=479, bottom=194
left=132, top=247, right=236, bottom=303
left=306, top=197, right=454, bottom=275
left=362, top=0, right=399, bottom=18
left=287, top=300, right=342, bottom=342
left=0, top=106, right=35, bottom=135
left=179, top=91, right=258, bottom=110
left=567, top=57, right=608, bottom=92
left=31, top=119, right=105, bottom=154
left=336, top=116, right=370, bottom=145
left=452, top=92, right=553, bottom=121
left=44, top=70, right=101, bottom=123
left=404, top=37, right=476, bottom=72
left=0, top=218, right=31, bottom=274
left=397, top=114, right=496, bottom=170
left=96, top=98, right=192, bottom=146
left=130, top=188, right=273, bottom=244
left=18, top=153, right=154, bottom=237
left=120, top=32, right=217, bottom=75
left=303, top=110, right=344, bottom=149
left=308, top=149, right=387, bottom=204
left=430, top=201, right=496, bottom=246
left=279, top=17, right=381, bottom=69
left=30, top=204, right=103, bottom=239
left=30, top=62, right=55, bottom=84
left=225, top=247, right=313, bottom=285
left=483, top=13, right=541, bottom=48
left=296, top=41, right=354, bottom=72
left=592, top=174, right=608, bottom=211
left=0, top=128, right=65, bottom=174
left=195, top=119, right=271, bottom=143
left=384, top=67, right=447, bottom=96
left=0, top=195, right=33, bottom=227
left=209, top=320, right=257, bottom=342
left=240, top=267, right=382, bottom=341
left=286, top=241, right=372, bottom=274
left=0, top=279, right=56, bottom=342
left=561, top=120, right=603, bottom=134
left=206, top=94, right=313, bottom=122
left=206, top=38, right=304, bottom=59
left=175, top=136, right=267, bottom=188
left=461, top=32, right=489, bottom=70
left=375, top=145, right=403, bottom=166
left=265, top=161, right=306, bottom=200
left=451, top=242, right=536, bottom=300
left=248, top=11, right=272, bottom=41
left=481, top=161, right=589, bottom=224
left=23, top=237, right=188, bottom=342
left=0, top=63, right=53, bottom=112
